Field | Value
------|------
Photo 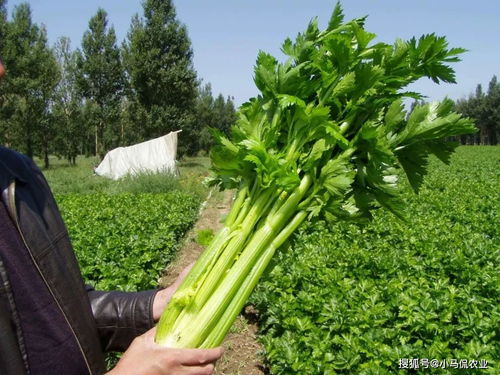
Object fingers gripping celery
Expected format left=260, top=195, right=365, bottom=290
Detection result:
left=155, top=3, right=476, bottom=348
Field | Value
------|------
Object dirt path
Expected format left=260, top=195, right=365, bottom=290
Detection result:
left=159, top=188, right=232, bottom=286
left=159, top=189, right=266, bottom=375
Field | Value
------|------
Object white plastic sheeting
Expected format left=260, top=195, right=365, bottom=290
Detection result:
left=94, top=131, right=181, bottom=180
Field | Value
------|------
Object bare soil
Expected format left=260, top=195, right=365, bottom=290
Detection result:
left=215, top=307, right=267, bottom=375
left=159, top=189, right=266, bottom=375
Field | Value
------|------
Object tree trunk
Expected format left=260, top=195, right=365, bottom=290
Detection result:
left=95, top=125, right=98, bottom=157
left=26, top=124, right=33, bottom=159
left=98, top=121, right=105, bottom=160
left=44, top=148, right=49, bottom=169
left=121, top=122, right=124, bottom=146
left=487, top=125, right=498, bottom=145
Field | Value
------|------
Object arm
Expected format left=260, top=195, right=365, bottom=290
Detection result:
left=89, top=265, right=224, bottom=375
left=87, top=264, right=192, bottom=351
left=86, top=287, right=158, bottom=352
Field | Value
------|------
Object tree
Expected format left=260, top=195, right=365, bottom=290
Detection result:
left=76, top=8, right=125, bottom=159
left=0, top=3, right=59, bottom=163
left=53, top=36, right=84, bottom=164
left=454, top=76, right=499, bottom=145
left=213, top=93, right=237, bottom=136
left=195, top=83, right=216, bottom=152
left=0, top=0, right=9, bottom=142
left=455, top=86, right=482, bottom=145
left=0, top=0, right=6, bottom=52
left=33, top=26, right=60, bottom=168
left=484, top=76, right=499, bottom=145
left=123, top=0, right=198, bottom=155
left=193, top=83, right=238, bottom=153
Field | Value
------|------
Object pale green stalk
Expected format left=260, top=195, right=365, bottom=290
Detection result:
left=224, top=185, right=249, bottom=227
left=184, top=188, right=276, bottom=307
left=156, top=186, right=248, bottom=339
left=156, top=175, right=311, bottom=347
left=157, top=187, right=276, bottom=341
left=200, top=210, right=308, bottom=348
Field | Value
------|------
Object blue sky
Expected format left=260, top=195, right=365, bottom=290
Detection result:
left=5, top=0, right=500, bottom=106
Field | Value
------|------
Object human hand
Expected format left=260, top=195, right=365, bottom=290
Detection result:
left=152, top=263, right=194, bottom=321
left=107, top=326, right=223, bottom=375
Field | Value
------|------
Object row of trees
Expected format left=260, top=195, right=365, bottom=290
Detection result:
left=454, top=75, right=499, bottom=145
left=0, top=0, right=236, bottom=167
left=1, top=0, right=496, bottom=169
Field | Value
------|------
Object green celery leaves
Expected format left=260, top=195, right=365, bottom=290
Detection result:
left=210, top=2, right=476, bottom=222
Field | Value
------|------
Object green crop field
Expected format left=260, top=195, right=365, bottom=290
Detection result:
left=58, top=192, right=200, bottom=291
left=252, top=146, right=499, bottom=374
left=41, top=148, right=498, bottom=373
left=39, top=156, right=210, bottom=291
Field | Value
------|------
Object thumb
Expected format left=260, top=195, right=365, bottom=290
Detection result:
left=171, top=263, right=195, bottom=290
left=142, top=325, right=158, bottom=341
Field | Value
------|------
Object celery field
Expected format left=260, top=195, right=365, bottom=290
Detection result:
left=43, top=156, right=209, bottom=291
left=58, top=192, right=200, bottom=291
left=251, top=146, right=499, bottom=374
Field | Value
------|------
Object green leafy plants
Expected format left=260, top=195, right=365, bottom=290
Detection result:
left=252, top=146, right=499, bottom=374
left=196, top=229, right=215, bottom=247
left=155, top=3, right=475, bottom=349
left=58, top=192, right=200, bottom=291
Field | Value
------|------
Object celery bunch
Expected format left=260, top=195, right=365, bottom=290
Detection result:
left=155, top=3, right=475, bottom=348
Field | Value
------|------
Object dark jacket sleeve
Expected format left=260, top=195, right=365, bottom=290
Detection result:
left=85, top=286, right=158, bottom=352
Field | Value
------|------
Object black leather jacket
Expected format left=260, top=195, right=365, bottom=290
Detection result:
left=0, top=148, right=158, bottom=375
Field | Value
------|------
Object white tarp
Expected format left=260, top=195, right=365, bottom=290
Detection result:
left=95, top=131, right=181, bottom=180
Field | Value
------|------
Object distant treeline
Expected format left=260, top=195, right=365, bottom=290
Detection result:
left=453, top=75, right=499, bottom=145
left=0, top=0, right=236, bottom=167
left=1, top=1, right=497, bottom=170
